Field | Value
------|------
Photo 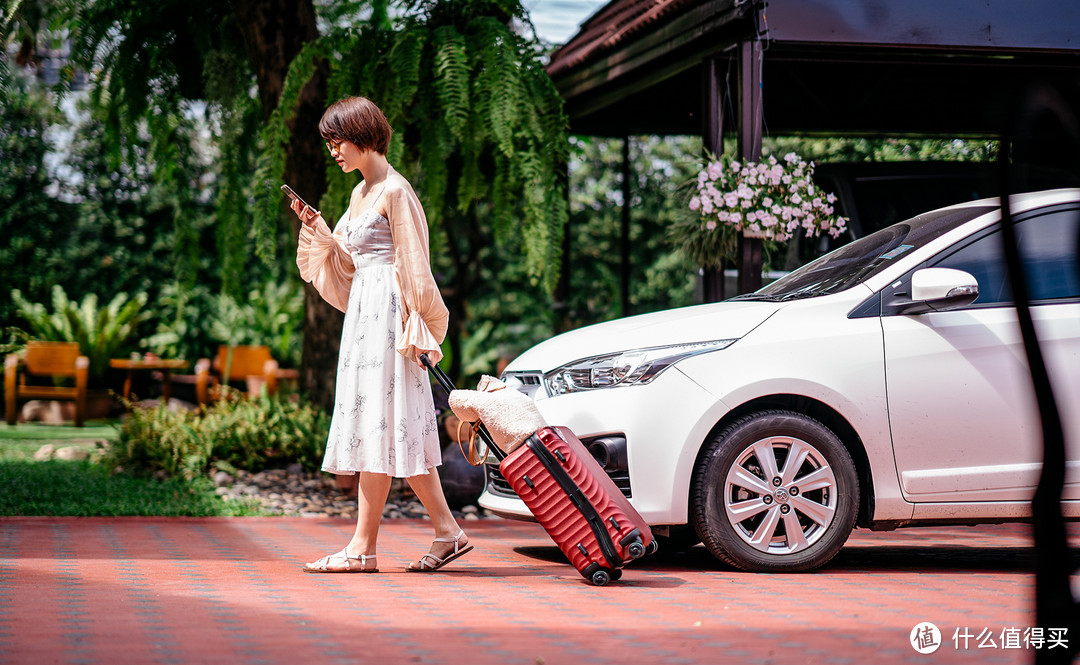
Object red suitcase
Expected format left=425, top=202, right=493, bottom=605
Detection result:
left=421, top=355, right=656, bottom=585
left=500, top=425, right=656, bottom=585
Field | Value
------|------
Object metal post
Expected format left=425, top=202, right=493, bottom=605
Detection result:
left=621, top=136, right=632, bottom=316
left=737, top=38, right=764, bottom=295
left=702, top=56, right=727, bottom=303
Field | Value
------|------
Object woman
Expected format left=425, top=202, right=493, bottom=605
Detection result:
left=292, top=96, right=470, bottom=573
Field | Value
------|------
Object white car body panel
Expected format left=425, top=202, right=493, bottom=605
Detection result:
left=676, top=289, right=915, bottom=522
left=885, top=302, right=1080, bottom=501
left=508, top=300, right=781, bottom=373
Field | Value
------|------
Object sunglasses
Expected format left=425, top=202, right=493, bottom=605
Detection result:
left=325, top=137, right=345, bottom=154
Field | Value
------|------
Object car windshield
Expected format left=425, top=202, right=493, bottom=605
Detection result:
left=733, top=205, right=998, bottom=301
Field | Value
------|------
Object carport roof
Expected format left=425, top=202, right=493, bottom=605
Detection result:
left=546, top=0, right=1080, bottom=138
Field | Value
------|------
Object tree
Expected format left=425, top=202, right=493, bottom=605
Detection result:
left=0, top=81, right=74, bottom=326
left=563, top=135, right=699, bottom=326
left=259, top=0, right=568, bottom=379
left=3, top=0, right=339, bottom=406
left=4, top=0, right=568, bottom=400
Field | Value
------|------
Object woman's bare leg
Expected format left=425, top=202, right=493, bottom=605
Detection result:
left=303, top=471, right=390, bottom=572
left=347, top=471, right=393, bottom=555
left=405, top=467, right=469, bottom=565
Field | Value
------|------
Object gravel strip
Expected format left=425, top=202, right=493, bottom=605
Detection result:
left=213, top=465, right=493, bottom=521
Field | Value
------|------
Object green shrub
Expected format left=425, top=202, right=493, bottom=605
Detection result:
left=210, top=280, right=304, bottom=368
left=11, top=284, right=150, bottom=386
left=109, top=392, right=329, bottom=479
left=140, top=281, right=218, bottom=364
left=142, top=279, right=304, bottom=370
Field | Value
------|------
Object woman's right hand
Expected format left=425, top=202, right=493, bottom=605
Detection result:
left=290, top=198, right=322, bottom=228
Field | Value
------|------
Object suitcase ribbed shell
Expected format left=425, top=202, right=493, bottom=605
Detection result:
left=500, top=426, right=653, bottom=580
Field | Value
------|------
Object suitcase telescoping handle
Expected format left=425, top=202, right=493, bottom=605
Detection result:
left=420, top=353, right=506, bottom=462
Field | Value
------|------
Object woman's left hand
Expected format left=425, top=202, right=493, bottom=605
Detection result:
left=290, top=198, right=322, bottom=228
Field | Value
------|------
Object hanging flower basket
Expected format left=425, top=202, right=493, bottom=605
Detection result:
left=686, top=153, right=848, bottom=251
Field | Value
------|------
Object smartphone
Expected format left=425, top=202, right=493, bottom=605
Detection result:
left=281, top=184, right=312, bottom=211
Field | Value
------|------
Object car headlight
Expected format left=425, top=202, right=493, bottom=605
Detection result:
left=544, top=339, right=736, bottom=395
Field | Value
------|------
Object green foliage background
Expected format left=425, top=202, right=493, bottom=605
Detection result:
left=1, top=0, right=1002, bottom=389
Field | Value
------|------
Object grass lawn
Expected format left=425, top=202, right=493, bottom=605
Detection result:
left=0, top=421, right=264, bottom=517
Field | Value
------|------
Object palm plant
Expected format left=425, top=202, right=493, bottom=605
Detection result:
left=11, top=285, right=150, bottom=386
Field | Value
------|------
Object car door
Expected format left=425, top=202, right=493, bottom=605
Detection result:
left=881, top=205, right=1080, bottom=502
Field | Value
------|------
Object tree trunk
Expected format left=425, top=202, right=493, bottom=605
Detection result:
left=234, top=0, right=340, bottom=410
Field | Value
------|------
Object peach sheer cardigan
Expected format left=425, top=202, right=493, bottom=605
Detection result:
left=295, top=167, right=449, bottom=364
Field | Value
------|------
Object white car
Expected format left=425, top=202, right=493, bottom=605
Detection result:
left=480, top=188, right=1080, bottom=572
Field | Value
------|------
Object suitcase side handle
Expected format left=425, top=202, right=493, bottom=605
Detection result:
left=420, top=353, right=506, bottom=462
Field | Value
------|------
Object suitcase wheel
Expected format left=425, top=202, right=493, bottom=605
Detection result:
left=626, top=540, right=645, bottom=560
left=646, top=540, right=659, bottom=556
left=591, top=569, right=612, bottom=586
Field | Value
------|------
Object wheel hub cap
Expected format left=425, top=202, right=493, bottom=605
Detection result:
left=723, top=435, right=839, bottom=555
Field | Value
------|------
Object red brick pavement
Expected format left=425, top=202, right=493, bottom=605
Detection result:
left=1, top=517, right=1076, bottom=664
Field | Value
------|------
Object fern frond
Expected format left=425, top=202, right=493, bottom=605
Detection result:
left=252, top=38, right=328, bottom=264
left=472, top=17, right=522, bottom=159
left=432, top=25, right=470, bottom=143
left=390, top=26, right=426, bottom=110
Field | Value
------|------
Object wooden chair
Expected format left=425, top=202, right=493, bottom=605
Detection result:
left=190, top=345, right=297, bottom=405
left=5, top=341, right=89, bottom=427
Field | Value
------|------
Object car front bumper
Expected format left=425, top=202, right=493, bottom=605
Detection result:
left=477, top=367, right=727, bottom=524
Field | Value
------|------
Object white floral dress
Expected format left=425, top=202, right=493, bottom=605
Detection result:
left=319, top=191, right=441, bottom=478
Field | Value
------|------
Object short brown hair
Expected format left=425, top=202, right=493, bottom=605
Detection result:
left=319, top=96, right=392, bottom=155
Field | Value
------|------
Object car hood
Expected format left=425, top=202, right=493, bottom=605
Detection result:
left=506, top=300, right=783, bottom=373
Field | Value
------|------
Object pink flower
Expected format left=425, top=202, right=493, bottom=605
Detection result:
left=705, top=220, right=717, bottom=230
left=689, top=196, right=701, bottom=212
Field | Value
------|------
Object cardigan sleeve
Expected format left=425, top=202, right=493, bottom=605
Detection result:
left=296, top=207, right=355, bottom=314
left=384, top=178, right=449, bottom=365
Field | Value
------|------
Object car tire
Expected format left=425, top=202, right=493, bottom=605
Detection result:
left=690, top=410, right=859, bottom=573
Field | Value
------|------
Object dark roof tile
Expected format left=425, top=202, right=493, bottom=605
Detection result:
left=547, top=0, right=696, bottom=76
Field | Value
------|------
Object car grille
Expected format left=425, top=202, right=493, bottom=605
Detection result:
left=485, top=460, right=633, bottom=499
left=501, top=371, right=545, bottom=398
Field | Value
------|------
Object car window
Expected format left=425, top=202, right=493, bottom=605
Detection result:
left=932, top=206, right=1080, bottom=305
left=741, top=205, right=995, bottom=301
left=1019, top=208, right=1080, bottom=300
left=930, top=228, right=1011, bottom=304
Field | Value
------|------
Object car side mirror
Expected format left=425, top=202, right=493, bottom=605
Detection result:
left=900, top=268, right=979, bottom=313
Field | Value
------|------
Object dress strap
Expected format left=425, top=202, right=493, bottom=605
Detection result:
left=368, top=184, right=387, bottom=211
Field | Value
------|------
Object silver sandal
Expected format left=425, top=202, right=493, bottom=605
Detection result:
left=405, top=530, right=473, bottom=572
left=302, top=549, right=378, bottom=574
